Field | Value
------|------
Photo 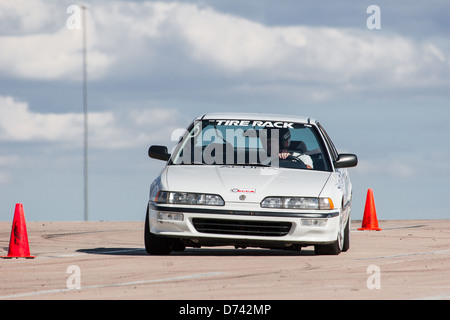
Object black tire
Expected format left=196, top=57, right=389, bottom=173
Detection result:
left=171, top=241, right=186, bottom=252
left=342, top=218, right=350, bottom=252
left=144, top=205, right=171, bottom=255
left=314, top=216, right=349, bottom=255
left=314, top=239, right=341, bottom=255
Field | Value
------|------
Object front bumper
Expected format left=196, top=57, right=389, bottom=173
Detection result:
left=148, top=202, right=341, bottom=247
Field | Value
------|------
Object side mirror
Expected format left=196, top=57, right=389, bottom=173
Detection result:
left=334, top=154, right=358, bottom=168
left=148, top=145, right=170, bottom=161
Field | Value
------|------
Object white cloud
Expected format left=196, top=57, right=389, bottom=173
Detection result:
left=0, top=1, right=448, bottom=93
left=114, top=2, right=446, bottom=90
left=0, top=28, right=112, bottom=80
left=181, top=17, right=448, bottom=88
left=172, top=5, right=290, bottom=72
left=0, top=95, right=83, bottom=142
left=0, top=95, right=183, bottom=149
left=0, top=1, right=112, bottom=80
left=0, top=0, right=60, bottom=34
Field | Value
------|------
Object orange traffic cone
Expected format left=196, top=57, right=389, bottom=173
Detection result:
left=358, top=189, right=382, bottom=231
left=1, top=203, right=35, bottom=259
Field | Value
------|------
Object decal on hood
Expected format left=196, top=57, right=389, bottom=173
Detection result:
left=231, top=188, right=256, bottom=194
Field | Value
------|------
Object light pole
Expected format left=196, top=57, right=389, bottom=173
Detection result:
left=81, top=5, right=88, bottom=221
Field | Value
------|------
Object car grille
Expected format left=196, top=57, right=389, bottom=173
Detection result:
left=192, top=218, right=291, bottom=237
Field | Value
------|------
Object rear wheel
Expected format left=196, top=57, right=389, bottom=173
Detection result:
left=144, top=205, right=171, bottom=255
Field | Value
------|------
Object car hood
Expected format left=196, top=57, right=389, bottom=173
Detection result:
left=163, top=165, right=331, bottom=203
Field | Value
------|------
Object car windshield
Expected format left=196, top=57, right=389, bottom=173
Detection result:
left=170, top=119, right=331, bottom=171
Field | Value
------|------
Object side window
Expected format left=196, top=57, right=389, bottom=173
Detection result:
left=317, top=123, right=338, bottom=161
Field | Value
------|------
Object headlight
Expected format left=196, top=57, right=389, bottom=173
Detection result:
left=156, top=191, right=225, bottom=206
left=261, top=197, right=334, bottom=210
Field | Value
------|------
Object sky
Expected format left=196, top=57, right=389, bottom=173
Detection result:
left=0, top=0, right=449, bottom=222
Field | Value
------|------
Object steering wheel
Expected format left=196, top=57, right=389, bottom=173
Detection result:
left=279, top=155, right=307, bottom=169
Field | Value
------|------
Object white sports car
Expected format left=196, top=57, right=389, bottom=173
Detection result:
left=145, top=113, right=357, bottom=255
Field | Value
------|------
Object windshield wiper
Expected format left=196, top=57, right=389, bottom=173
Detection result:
left=171, top=162, right=273, bottom=167
left=240, top=163, right=272, bottom=167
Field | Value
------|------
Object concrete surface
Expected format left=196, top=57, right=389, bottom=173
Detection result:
left=0, top=220, right=449, bottom=300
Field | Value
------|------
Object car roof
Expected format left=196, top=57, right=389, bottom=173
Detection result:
left=197, top=112, right=315, bottom=124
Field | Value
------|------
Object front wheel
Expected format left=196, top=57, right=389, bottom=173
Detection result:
left=144, top=205, right=171, bottom=255
left=314, top=217, right=349, bottom=255
left=314, top=239, right=341, bottom=255
left=342, top=218, right=350, bottom=252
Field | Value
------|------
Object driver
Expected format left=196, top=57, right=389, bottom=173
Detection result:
left=276, top=128, right=314, bottom=169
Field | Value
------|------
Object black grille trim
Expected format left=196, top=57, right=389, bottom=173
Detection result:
left=192, top=218, right=292, bottom=237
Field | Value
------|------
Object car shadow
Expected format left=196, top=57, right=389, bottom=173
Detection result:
left=174, top=248, right=315, bottom=256
left=77, top=247, right=148, bottom=256
left=77, top=247, right=315, bottom=256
